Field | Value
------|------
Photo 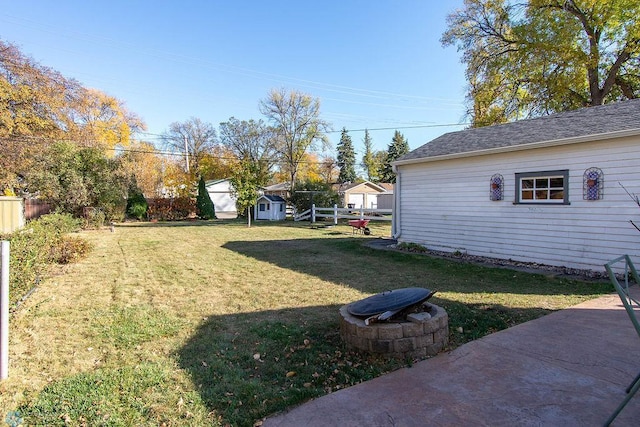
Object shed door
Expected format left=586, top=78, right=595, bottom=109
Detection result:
left=348, top=193, right=364, bottom=209
left=257, top=203, right=268, bottom=220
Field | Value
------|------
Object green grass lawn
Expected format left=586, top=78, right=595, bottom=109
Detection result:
left=1, top=219, right=612, bottom=426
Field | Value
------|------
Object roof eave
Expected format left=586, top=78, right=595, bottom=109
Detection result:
left=392, top=128, right=640, bottom=168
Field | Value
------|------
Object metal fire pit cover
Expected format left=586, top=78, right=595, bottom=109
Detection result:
left=347, top=287, right=433, bottom=317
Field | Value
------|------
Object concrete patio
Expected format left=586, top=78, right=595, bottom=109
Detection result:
left=264, top=290, right=640, bottom=426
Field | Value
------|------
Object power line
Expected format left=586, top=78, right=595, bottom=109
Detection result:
left=329, top=123, right=468, bottom=134
left=137, top=122, right=468, bottom=138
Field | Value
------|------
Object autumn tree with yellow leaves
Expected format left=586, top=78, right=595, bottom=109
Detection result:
left=442, top=0, right=640, bottom=126
left=0, top=39, right=147, bottom=195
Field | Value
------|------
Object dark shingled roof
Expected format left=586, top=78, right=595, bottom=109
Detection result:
left=262, top=195, right=285, bottom=202
left=397, top=99, right=640, bottom=163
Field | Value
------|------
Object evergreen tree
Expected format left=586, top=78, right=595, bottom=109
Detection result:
left=336, top=127, right=357, bottom=184
left=196, top=176, right=216, bottom=219
left=360, top=129, right=375, bottom=181
left=380, top=130, right=410, bottom=183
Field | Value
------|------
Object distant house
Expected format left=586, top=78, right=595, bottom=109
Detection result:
left=376, top=191, right=394, bottom=210
left=205, top=179, right=237, bottom=219
left=391, top=99, right=640, bottom=272
left=333, top=181, right=392, bottom=209
left=375, top=183, right=394, bottom=210
left=254, top=195, right=286, bottom=221
left=262, top=182, right=291, bottom=199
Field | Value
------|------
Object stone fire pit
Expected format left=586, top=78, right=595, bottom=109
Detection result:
left=339, top=288, right=449, bottom=359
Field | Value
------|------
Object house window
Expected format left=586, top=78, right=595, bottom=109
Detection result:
left=279, top=204, right=283, bottom=212
left=259, top=203, right=266, bottom=212
left=515, top=170, right=569, bottom=204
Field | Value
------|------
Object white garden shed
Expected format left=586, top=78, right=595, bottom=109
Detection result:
left=392, top=99, right=640, bottom=272
left=254, top=195, right=286, bottom=221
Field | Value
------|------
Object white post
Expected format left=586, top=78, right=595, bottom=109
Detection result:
left=333, top=204, right=338, bottom=225
left=360, top=207, right=364, bottom=220
left=311, top=204, right=316, bottom=223
left=1, top=241, right=9, bottom=380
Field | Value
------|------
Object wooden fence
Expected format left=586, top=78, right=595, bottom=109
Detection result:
left=24, top=199, right=52, bottom=220
left=294, top=204, right=392, bottom=224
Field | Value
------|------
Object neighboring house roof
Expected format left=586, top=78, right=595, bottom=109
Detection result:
left=378, top=183, right=394, bottom=192
left=204, top=178, right=231, bottom=193
left=395, top=99, right=640, bottom=165
left=262, top=182, right=290, bottom=191
left=333, top=180, right=388, bottom=193
left=205, top=178, right=229, bottom=185
left=258, top=195, right=286, bottom=203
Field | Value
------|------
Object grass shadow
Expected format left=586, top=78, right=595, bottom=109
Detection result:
left=175, top=295, right=559, bottom=426
left=222, top=237, right=611, bottom=297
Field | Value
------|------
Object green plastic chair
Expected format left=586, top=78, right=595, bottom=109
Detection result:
left=604, top=255, right=640, bottom=426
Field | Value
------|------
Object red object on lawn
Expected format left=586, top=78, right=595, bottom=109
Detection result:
left=348, top=219, right=370, bottom=234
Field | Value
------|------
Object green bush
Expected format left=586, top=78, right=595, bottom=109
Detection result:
left=83, top=208, right=106, bottom=229
left=289, top=180, right=340, bottom=214
left=126, top=186, right=148, bottom=220
left=128, top=203, right=147, bottom=220
left=1, top=213, right=88, bottom=305
left=102, top=200, right=127, bottom=222
left=33, top=212, right=82, bottom=234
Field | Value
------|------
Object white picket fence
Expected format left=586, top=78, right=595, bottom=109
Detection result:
left=293, top=204, right=392, bottom=223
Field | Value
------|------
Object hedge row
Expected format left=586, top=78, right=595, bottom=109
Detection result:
left=146, top=198, right=197, bottom=221
left=0, top=213, right=92, bottom=306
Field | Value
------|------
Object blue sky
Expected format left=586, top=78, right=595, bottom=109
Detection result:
left=0, top=1, right=467, bottom=160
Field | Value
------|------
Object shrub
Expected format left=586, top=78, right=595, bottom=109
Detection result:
left=102, top=200, right=127, bottom=222
left=147, top=198, right=196, bottom=221
left=2, top=213, right=89, bottom=305
left=83, top=208, right=106, bottom=229
left=397, top=242, right=428, bottom=253
left=289, top=180, right=340, bottom=214
left=126, top=186, right=148, bottom=220
left=50, top=236, right=93, bottom=264
left=34, top=212, right=82, bottom=234
left=128, top=203, right=147, bottom=220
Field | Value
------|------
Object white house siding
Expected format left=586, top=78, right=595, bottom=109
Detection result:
left=348, top=192, right=378, bottom=209
left=396, top=135, right=640, bottom=271
left=348, top=193, right=365, bottom=209
left=368, top=194, right=379, bottom=209
left=205, top=180, right=238, bottom=218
